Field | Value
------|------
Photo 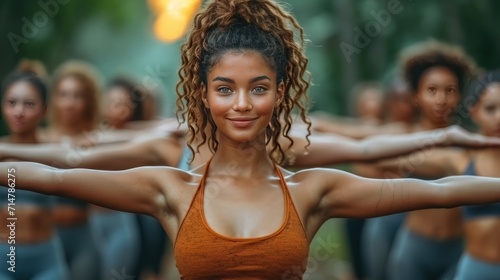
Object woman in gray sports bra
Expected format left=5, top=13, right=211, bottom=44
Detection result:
left=0, top=72, right=69, bottom=280
left=453, top=70, right=500, bottom=280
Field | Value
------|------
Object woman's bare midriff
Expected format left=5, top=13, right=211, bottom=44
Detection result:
left=465, top=218, right=500, bottom=263
left=0, top=207, right=53, bottom=243
left=53, top=205, right=88, bottom=227
left=406, top=208, right=464, bottom=239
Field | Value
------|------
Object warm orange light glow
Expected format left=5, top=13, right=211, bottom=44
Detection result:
left=149, top=0, right=202, bottom=43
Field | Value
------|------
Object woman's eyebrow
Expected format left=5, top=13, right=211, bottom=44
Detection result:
left=212, top=75, right=271, bottom=83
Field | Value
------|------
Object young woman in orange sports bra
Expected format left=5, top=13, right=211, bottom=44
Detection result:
left=2, top=0, right=500, bottom=279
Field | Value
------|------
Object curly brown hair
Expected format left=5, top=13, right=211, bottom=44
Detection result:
left=176, top=0, right=311, bottom=164
left=399, top=40, right=477, bottom=94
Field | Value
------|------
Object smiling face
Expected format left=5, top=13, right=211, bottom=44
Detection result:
left=414, top=66, right=461, bottom=127
left=202, top=51, right=284, bottom=146
left=471, top=83, right=500, bottom=137
left=2, top=80, right=46, bottom=135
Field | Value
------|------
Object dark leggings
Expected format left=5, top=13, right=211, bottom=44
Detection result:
left=345, top=218, right=366, bottom=279
left=388, top=227, right=463, bottom=280
left=90, top=211, right=140, bottom=280
left=362, top=213, right=406, bottom=280
left=0, top=236, right=69, bottom=280
left=57, top=222, right=100, bottom=280
left=136, top=214, right=168, bottom=275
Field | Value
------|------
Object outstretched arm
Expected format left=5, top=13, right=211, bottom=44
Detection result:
left=290, top=125, right=500, bottom=167
left=0, top=162, right=169, bottom=217
left=0, top=136, right=183, bottom=170
left=369, top=147, right=466, bottom=178
left=310, top=168, right=500, bottom=220
left=309, top=112, right=407, bottom=139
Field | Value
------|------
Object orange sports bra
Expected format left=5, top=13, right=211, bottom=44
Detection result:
left=174, top=161, right=310, bottom=279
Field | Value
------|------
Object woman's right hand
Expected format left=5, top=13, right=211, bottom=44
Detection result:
left=442, top=125, right=500, bottom=147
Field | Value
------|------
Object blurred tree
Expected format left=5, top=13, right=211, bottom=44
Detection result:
left=0, top=0, right=140, bottom=134
left=286, top=0, right=500, bottom=116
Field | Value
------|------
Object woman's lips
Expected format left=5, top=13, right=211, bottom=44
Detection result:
left=227, top=117, right=257, bottom=128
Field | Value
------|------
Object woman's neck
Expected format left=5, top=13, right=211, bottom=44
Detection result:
left=54, top=122, right=88, bottom=136
left=419, top=117, right=450, bottom=131
left=8, top=132, right=38, bottom=144
left=209, top=136, right=276, bottom=180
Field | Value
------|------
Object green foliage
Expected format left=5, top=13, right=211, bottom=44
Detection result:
left=287, top=0, right=500, bottom=115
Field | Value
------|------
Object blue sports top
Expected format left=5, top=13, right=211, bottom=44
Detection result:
left=0, top=186, right=54, bottom=210
left=462, top=161, right=500, bottom=220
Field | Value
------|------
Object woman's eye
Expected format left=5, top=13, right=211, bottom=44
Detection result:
left=446, top=88, right=457, bottom=94
left=428, top=87, right=437, bottom=93
left=252, top=86, right=267, bottom=94
left=485, top=105, right=496, bottom=113
left=25, top=102, right=35, bottom=107
left=217, top=87, right=232, bottom=94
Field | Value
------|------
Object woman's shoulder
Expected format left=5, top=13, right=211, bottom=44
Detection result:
left=278, top=166, right=345, bottom=190
left=135, top=165, right=203, bottom=212
left=140, top=164, right=204, bottom=187
left=280, top=165, right=345, bottom=176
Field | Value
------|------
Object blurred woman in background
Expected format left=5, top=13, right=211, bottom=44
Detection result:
left=375, top=70, right=500, bottom=280
left=0, top=72, right=69, bottom=280
left=361, top=76, right=416, bottom=280
left=102, top=76, right=166, bottom=280
left=379, top=41, right=477, bottom=280
left=43, top=60, right=102, bottom=280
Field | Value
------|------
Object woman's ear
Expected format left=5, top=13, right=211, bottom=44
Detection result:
left=201, top=84, right=209, bottom=109
left=275, top=81, right=285, bottom=107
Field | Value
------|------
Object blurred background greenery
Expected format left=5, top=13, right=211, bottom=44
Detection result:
left=1, top=0, right=500, bottom=136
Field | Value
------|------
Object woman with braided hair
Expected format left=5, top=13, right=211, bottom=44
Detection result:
left=2, top=1, right=500, bottom=279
